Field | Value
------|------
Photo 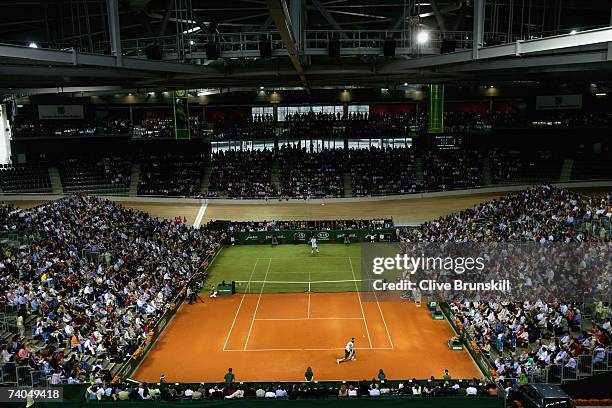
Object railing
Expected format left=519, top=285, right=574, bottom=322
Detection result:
left=441, top=303, right=612, bottom=386
left=528, top=348, right=612, bottom=385
left=573, top=217, right=611, bottom=242
left=439, top=302, right=497, bottom=381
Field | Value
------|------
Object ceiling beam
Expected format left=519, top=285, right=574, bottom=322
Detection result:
left=157, top=0, right=174, bottom=37
left=380, top=26, right=612, bottom=73
left=266, top=0, right=307, bottom=85
left=390, top=5, right=410, bottom=30
left=430, top=0, right=447, bottom=32
left=311, top=0, right=348, bottom=38
left=106, top=0, right=122, bottom=66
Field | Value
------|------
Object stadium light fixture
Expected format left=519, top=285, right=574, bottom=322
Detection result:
left=416, top=31, right=429, bottom=44
left=28, top=42, right=38, bottom=48
left=183, top=26, right=201, bottom=34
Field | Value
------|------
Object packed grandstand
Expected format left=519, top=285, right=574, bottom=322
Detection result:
left=0, top=185, right=609, bottom=402
left=1, top=2, right=612, bottom=406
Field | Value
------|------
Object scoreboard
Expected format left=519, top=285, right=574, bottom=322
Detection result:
left=434, top=134, right=463, bottom=150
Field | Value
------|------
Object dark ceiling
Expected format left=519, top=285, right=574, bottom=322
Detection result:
left=0, top=1, right=610, bottom=96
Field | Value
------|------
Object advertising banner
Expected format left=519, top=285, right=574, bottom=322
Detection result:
left=232, top=229, right=396, bottom=244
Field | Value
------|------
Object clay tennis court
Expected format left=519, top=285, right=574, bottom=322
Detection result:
left=133, top=286, right=482, bottom=383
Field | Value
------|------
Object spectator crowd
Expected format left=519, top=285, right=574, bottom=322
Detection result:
left=0, top=196, right=223, bottom=384
left=278, top=145, right=344, bottom=199
left=208, top=149, right=276, bottom=198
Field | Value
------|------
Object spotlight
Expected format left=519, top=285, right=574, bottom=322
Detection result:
left=28, top=42, right=38, bottom=48
left=403, top=82, right=408, bottom=86
left=416, top=31, right=429, bottom=44
left=189, top=40, right=195, bottom=46
left=259, top=86, right=264, bottom=90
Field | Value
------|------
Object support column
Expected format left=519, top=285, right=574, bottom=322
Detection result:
left=106, top=0, right=122, bottom=66
left=472, top=0, right=485, bottom=59
left=608, top=1, right=612, bottom=61
left=0, top=105, right=12, bottom=164
left=289, top=0, right=302, bottom=52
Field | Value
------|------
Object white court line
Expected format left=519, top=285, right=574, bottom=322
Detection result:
left=307, top=269, right=311, bottom=319
left=256, top=257, right=357, bottom=260
left=223, top=347, right=393, bottom=352
left=222, top=258, right=259, bottom=351
left=349, top=256, right=394, bottom=349
left=265, top=270, right=352, bottom=274
left=254, top=317, right=365, bottom=321
left=243, top=258, right=271, bottom=351
left=348, top=257, right=372, bottom=349
left=372, top=289, right=395, bottom=349
left=192, top=201, right=207, bottom=229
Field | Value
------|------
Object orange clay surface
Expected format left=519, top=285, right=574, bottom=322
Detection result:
left=133, top=292, right=482, bottom=383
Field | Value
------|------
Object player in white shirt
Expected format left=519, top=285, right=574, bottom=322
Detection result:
left=310, top=237, right=319, bottom=255
left=336, top=338, right=356, bottom=364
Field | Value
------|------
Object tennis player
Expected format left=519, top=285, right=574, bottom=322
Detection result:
left=310, top=236, right=319, bottom=255
left=336, top=338, right=356, bottom=364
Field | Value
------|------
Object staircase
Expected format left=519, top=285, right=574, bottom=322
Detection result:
left=559, top=158, right=574, bottom=182
left=414, top=157, right=424, bottom=183
left=271, top=160, right=281, bottom=193
left=481, top=157, right=492, bottom=186
left=48, top=167, right=63, bottom=194
left=200, top=165, right=213, bottom=195
left=343, top=172, right=353, bottom=197
left=129, top=163, right=140, bottom=196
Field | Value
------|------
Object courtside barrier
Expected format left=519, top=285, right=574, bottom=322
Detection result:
left=113, top=246, right=223, bottom=381
left=25, top=388, right=503, bottom=408
left=439, top=303, right=495, bottom=381
left=232, top=228, right=396, bottom=244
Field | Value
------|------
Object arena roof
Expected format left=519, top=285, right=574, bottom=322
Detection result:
left=0, top=0, right=611, bottom=97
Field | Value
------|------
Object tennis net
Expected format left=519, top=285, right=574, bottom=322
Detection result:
left=234, top=279, right=371, bottom=294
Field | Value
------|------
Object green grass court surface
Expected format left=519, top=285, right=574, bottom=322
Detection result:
left=204, top=244, right=366, bottom=294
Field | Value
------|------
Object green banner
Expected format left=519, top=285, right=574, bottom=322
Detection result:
left=232, top=229, right=396, bottom=244
left=173, top=90, right=190, bottom=139
left=33, top=395, right=503, bottom=408
left=428, top=84, right=444, bottom=134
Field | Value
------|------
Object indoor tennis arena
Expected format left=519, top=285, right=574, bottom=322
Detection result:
left=0, top=1, right=611, bottom=408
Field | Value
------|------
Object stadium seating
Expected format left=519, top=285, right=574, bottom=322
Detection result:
left=138, top=153, right=206, bottom=197
left=213, top=115, right=276, bottom=140
left=59, top=156, right=132, bottom=195
left=350, top=147, right=420, bottom=196
left=11, top=120, right=131, bottom=138
left=0, top=197, right=223, bottom=385
left=278, top=145, right=344, bottom=199
left=208, top=149, right=275, bottom=198
left=490, top=149, right=563, bottom=184
left=0, top=164, right=52, bottom=193
left=421, top=149, right=483, bottom=191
